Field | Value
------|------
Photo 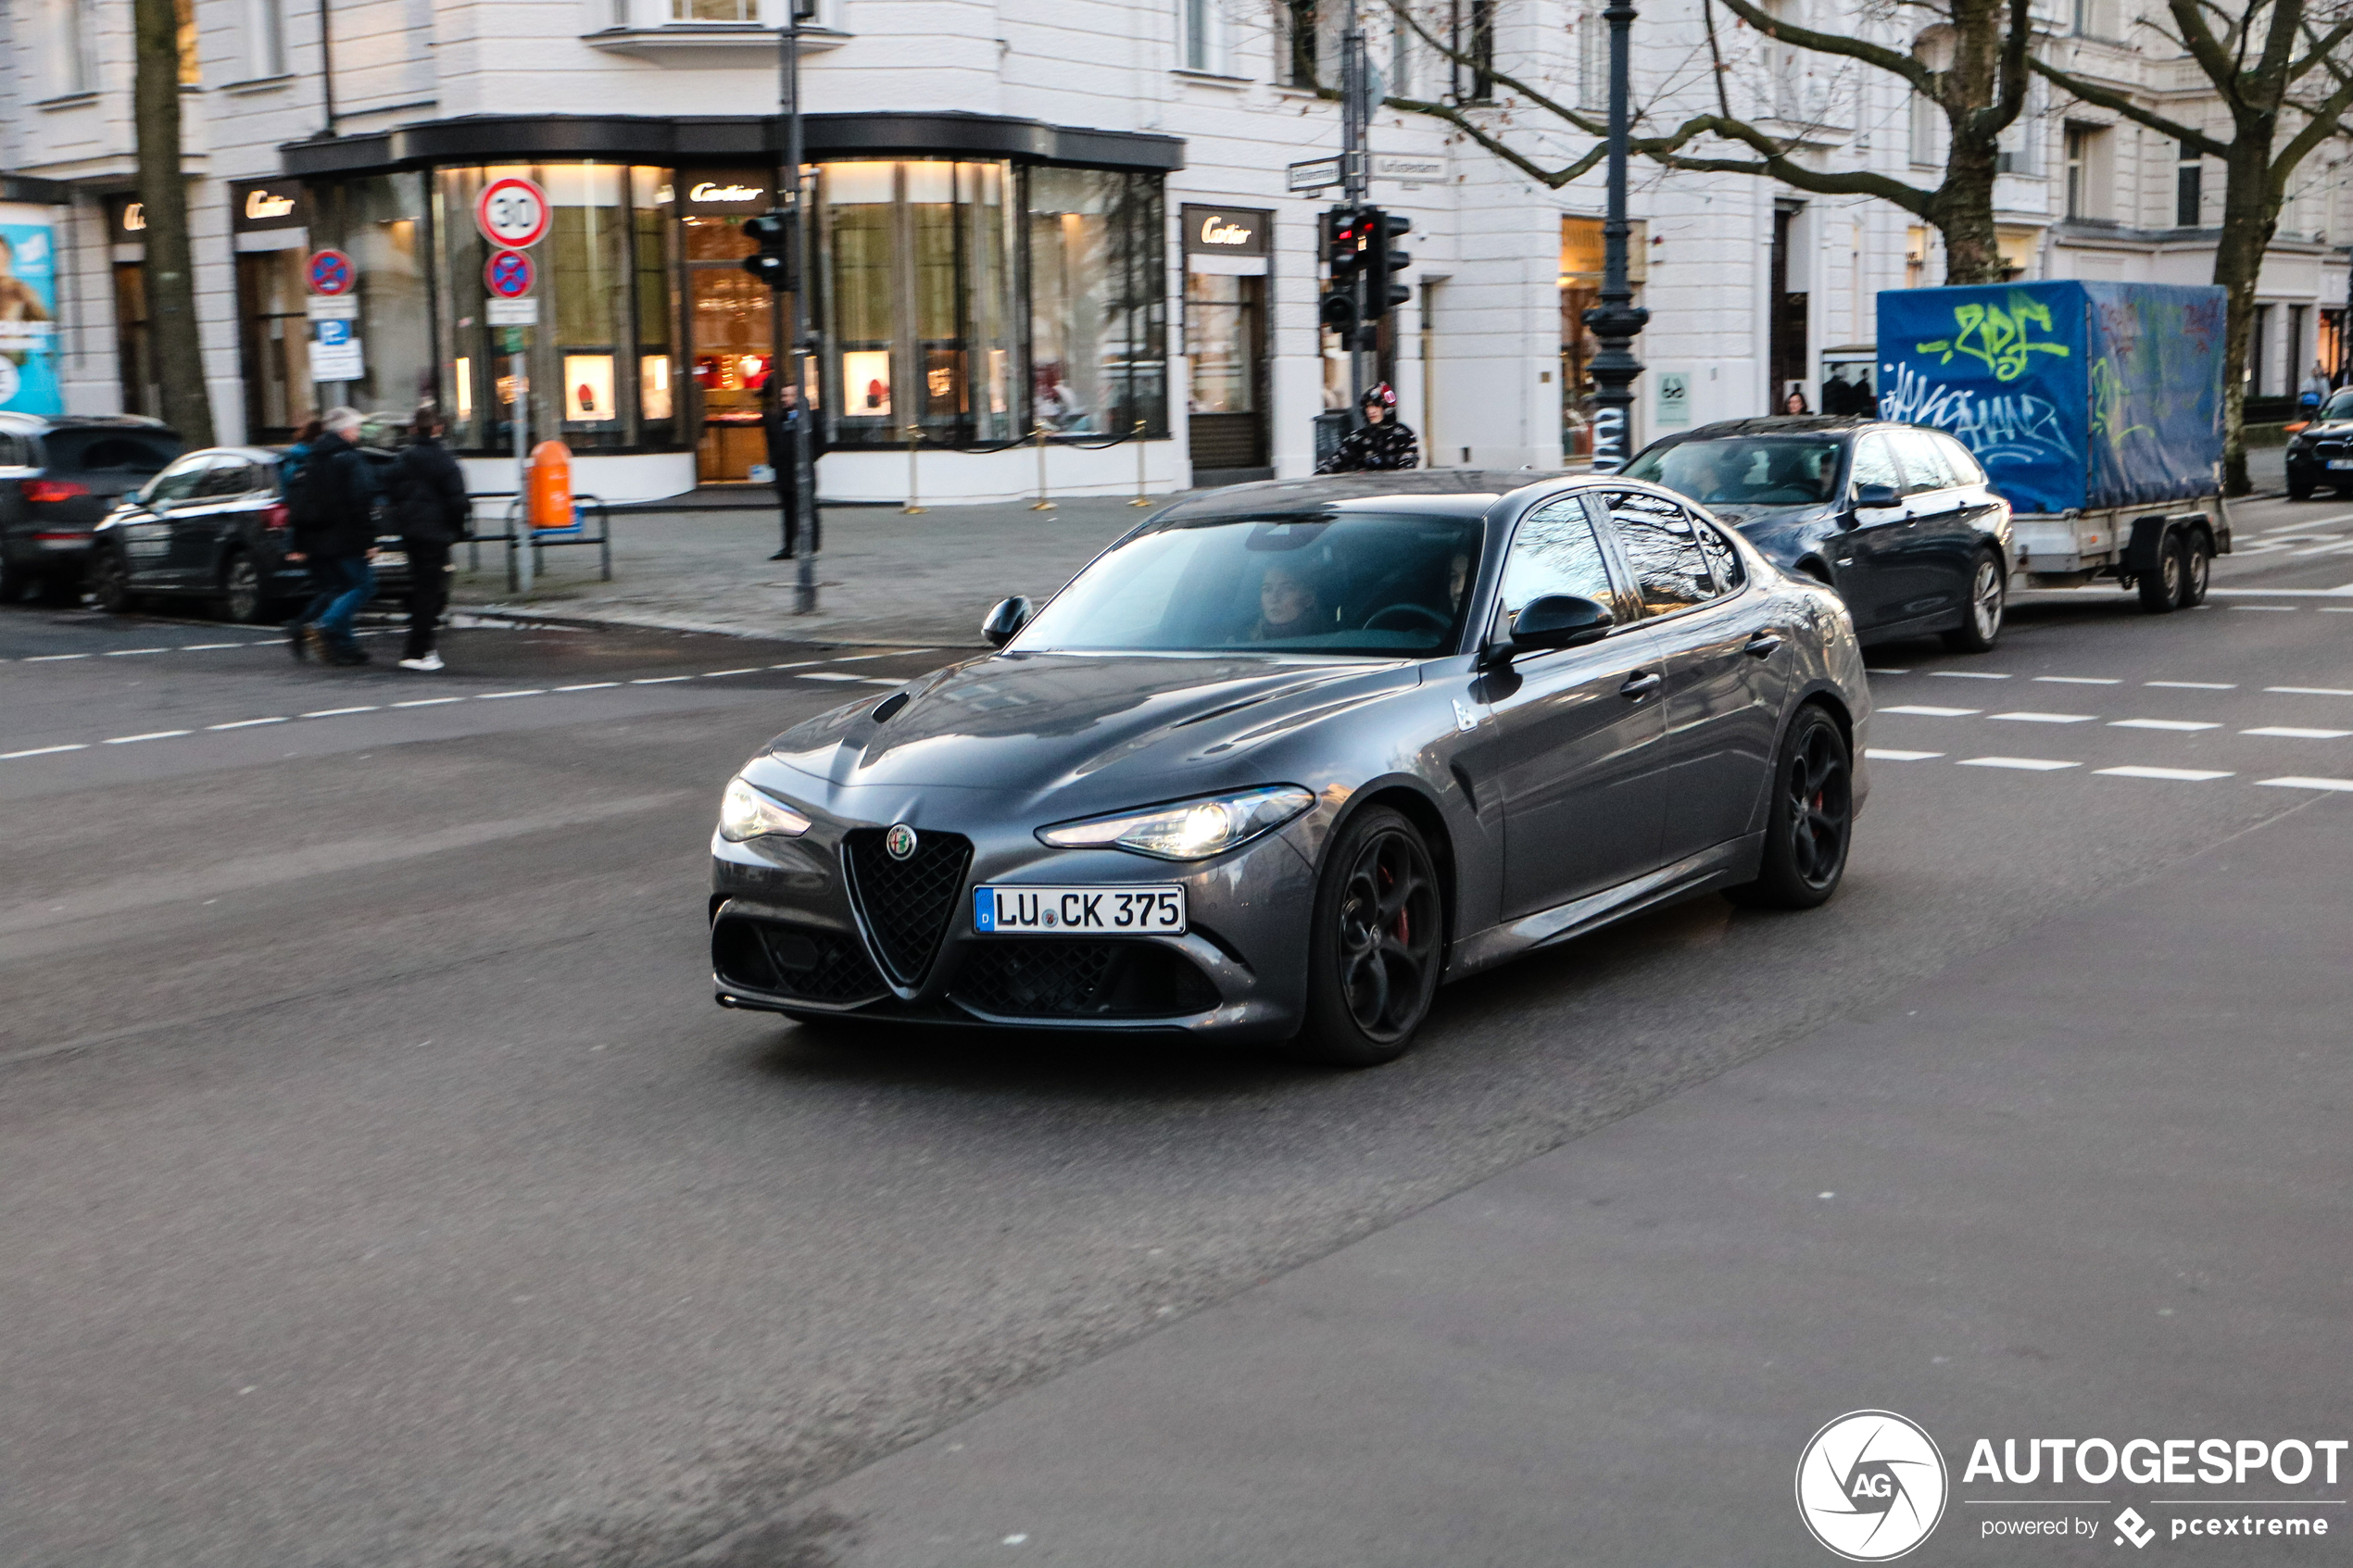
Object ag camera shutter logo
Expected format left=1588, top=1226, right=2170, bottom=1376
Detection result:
left=1796, top=1411, right=1949, bottom=1561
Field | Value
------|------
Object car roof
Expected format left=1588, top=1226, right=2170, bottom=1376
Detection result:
left=1655, top=416, right=1894, bottom=443
left=1155, top=468, right=1601, bottom=525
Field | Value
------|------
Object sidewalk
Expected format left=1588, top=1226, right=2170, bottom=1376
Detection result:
left=450, top=495, right=1160, bottom=647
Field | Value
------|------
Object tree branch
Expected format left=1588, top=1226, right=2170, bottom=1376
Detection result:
left=1650, top=113, right=1938, bottom=215
left=1714, top=0, right=1934, bottom=91
left=2032, top=56, right=2229, bottom=154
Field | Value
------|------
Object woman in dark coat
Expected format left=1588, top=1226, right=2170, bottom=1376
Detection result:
left=385, top=407, right=471, bottom=671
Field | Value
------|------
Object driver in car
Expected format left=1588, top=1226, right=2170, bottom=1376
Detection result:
left=1252, top=563, right=1327, bottom=642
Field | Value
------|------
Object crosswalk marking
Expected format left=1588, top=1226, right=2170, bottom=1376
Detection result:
left=2110, top=718, right=2218, bottom=732
left=2257, top=776, right=2353, bottom=792
left=1881, top=705, right=1981, bottom=717
left=2242, top=726, right=2352, bottom=739
left=2095, top=766, right=2233, bottom=782
left=1864, top=748, right=1944, bottom=761
left=1991, top=711, right=2097, bottom=723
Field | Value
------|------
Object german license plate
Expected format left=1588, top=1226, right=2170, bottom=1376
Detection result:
left=373, top=549, right=408, bottom=568
left=973, top=884, right=1186, bottom=935
left=2328, top=459, right=2353, bottom=470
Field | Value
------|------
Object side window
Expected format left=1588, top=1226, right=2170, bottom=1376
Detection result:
left=144, top=453, right=213, bottom=504
left=1605, top=490, right=1718, bottom=615
left=1499, top=496, right=1617, bottom=622
left=0, top=433, right=29, bottom=470
left=194, top=457, right=250, bottom=498
left=1892, top=429, right=1952, bottom=496
left=1934, top=433, right=1985, bottom=485
left=1693, top=518, right=1745, bottom=594
left=1851, top=433, right=1902, bottom=495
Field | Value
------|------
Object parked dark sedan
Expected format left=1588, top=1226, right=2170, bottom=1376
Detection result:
left=87, top=444, right=412, bottom=622
left=711, top=470, right=1871, bottom=1066
left=1624, top=416, right=2014, bottom=653
left=0, top=412, right=182, bottom=604
left=2285, top=388, right=2353, bottom=499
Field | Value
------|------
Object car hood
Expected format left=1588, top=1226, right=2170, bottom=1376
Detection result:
left=761, top=652, right=1419, bottom=804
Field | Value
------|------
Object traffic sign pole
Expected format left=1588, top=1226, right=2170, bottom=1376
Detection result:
left=780, top=0, right=819, bottom=614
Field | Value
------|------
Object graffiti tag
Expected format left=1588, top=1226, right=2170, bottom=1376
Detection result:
left=1878, top=362, right=2077, bottom=469
left=1913, top=293, right=2072, bottom=382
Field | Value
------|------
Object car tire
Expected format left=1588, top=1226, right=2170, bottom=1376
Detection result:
left=1940, top=550, right=2005, bottom=653
left=0, top=556, right=27, bottom=604
left=2289, top=474, right=2314, bottom=500
left=2174, top=530, right=2211, bottom=608
left=220, top=550, right=267, bottom=624
left=34, top=566, right=84, bottom=608
left=2137, top=531, right=2183, bottom=614
left=89, top=550, right=134, bottom=616
left=1287, top=804, right=1444, bottom=1069
left=1725, top=704, right=1854, bottom=912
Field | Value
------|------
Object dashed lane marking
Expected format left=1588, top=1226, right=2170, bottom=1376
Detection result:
left=1957, top=756, right=2079, bottom=771
left=2, top=744, right=87, bottom=759
left=1930, top=671, right=2012, bottom=680
left=475, top=689, right=546, bottom=700
left=629, top=676, right=691, bottom=684
left=1864, top=748, right=1944, bottom=761
left=1881, top=705, right=1981, bottom=717
left=555, top=682, right=619, bottom=691
left=300, top=706, right=380, bottom=718
left=103, top=647, right=170, bottom=657
left=391, top=696, right=466, bottom=708
left=701, top=669, right=761, bottom=677
left=178, top=642, right=242, bottom=650
left=21, top=654, right=89, bottom=662
left=2258, top=776, right=2353, bottom=792
left=799, top=672, right=864, bottom=682
left=2096, top=765, right=2233, bottom=782
left=1866, top=667, right=1909, bottom=675
left=2110, top=718, right=2219, bottom=732
left=1991, top=711, right=2097, bottom=723
left=2147, top=681, right=2235, bottom=690
left=2033, top=675, right=2121, bottom=684
left=2243, top=726, right=2353, bottom=739
left=2267, top=685, right=2353, bottom=696
left=2233, top=604, right=2300, bottom=610
left=103, top=730, right=192, bottom=745
left=769, top=661, right=823, bottom=671
left=207, top=717, right=287, bottom=730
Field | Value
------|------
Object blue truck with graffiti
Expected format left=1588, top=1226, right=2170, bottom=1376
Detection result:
left=1877, top=281, right=2232, bottom=611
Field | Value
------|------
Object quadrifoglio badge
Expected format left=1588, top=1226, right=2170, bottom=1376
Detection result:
left=1799, top=1411, right=2347, bottom=1557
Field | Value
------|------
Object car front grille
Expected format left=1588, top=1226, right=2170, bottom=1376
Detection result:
left=842, top=828, right=973, bottom=986
left=712, top=914, right=887, bottom=1006
left=953, top=939, right=1219, bottom=1021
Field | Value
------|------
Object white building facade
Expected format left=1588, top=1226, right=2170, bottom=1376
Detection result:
left=1, top=0, right=2344, bottom=504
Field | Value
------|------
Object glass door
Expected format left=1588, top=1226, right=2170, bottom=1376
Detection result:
left=685, top=209, right=779, bottom=483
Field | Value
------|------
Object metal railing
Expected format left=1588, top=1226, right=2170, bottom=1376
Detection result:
left=459, top=492, right=613, bottom=593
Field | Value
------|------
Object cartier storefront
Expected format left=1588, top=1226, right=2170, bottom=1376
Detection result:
left=271, top=112, right=1179, bottom=500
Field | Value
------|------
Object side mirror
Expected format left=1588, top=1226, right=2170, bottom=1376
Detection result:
left=1852, top=482, right=1900, bottom=511
left=980, top=596, right=1033, bottom=649
left=1484, top=594, right=1614, bottom=664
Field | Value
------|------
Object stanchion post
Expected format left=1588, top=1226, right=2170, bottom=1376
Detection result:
left=1129, top=417, right=1151, bottom=506
left=1030, top=422, right=1055, bottom=510
left=902, top=423, right=925, bottom=514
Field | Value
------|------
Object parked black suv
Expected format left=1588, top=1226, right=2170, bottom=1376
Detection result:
left=2284, top=388, right=2353, bottom=500
left=88, top=445, right=413, bottom=622
left=0, top=413, right=183, bottom=604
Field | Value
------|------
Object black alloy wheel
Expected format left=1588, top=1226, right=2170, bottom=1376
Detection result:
left=2138, top=531, right=2184, bottom=613
left=1941, top=551, right=2006, bottom=653
left=2175, top=531, right=2211, bottom=608
left=1727, top=706, right=1853, bottom=911
left=1290, top=805, right=1443, bottom=1068
left=220, top=550, right=266, bottom=624
left=89, top=550, right=133, bottom=616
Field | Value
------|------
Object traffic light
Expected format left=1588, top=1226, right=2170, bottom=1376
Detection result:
left=1322, top=207, right=1368, bottom=341
left=1369, top=210, right=1413, bottom=318
left=741, top=208, right=796, bottom=290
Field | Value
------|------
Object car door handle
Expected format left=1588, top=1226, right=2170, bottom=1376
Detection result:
left=1744, top=631, right=1783, bottom=659
left=1619, top=670, right=1663, bottom=701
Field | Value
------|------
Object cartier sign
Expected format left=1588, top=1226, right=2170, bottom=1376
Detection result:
left=678, top=170, right=775, bottom=216
left=231, top=179, right=307, bottom=232
left=1180, top=205, right=1268, bottom=259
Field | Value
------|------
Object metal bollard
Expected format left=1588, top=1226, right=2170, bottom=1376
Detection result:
left=1030, top=422, right=1055, bottom=511
left=902, top=423, right=925, bottom=514
left=1129, top=418, right=1152, bottom=506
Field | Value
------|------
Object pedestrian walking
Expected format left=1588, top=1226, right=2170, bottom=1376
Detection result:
left=761, top=373, right=825, bottom=561
left=1780, top=386, right=1813, bottom=416
left=387, top=406, right=471, bottom=672
left=1315, top=383, right=1418, bottom=473
left=284, top=406, right=382, bottom=667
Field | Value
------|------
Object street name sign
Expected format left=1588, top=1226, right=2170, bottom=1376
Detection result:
left=486, top=297, right=540, bottom=326
left=1287, top=157, right=1342, bottom=194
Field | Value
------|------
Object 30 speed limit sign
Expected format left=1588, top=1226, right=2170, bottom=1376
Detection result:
left=474, top=176, right=551, bottom=249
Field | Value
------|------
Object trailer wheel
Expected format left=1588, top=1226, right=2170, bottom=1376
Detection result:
left=2174, top=531, right=2211, bottom=608
left=2137, top=530, right=2183, bottom=614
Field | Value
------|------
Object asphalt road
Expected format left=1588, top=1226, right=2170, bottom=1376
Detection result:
left=1, top=494, right=2347, bottom=1568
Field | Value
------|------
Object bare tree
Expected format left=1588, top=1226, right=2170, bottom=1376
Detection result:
left=2034, top=0, right=2353, bottom=493
left=132, top=0, right=213, bottom=444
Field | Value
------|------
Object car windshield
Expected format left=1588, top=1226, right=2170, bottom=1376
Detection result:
left=1623, top=436, right=1843, bottom=507
left=2320, top=389, right=2353, bottom=421
left=1010, top=510, right=1486, bottom=658
left=42, top=428, right=182, bottom=475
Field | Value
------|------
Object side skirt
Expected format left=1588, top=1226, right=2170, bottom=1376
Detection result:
left=1444, top=833, right=1768, bottom=981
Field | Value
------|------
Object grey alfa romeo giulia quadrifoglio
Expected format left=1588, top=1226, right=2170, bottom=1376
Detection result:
left=710, top=470, right=1871, bottom=1066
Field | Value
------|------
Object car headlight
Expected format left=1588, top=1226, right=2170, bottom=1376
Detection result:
left=1037, top=784, right=1315, bottom=860
left=718, top=774, right=813, bottom=842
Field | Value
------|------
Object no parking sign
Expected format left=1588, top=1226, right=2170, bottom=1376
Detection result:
left=484, top=250, right=535, bottom=298
left=307, top=248, right=356, bottom=296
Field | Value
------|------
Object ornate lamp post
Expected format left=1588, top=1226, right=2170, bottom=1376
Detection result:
left=1583, top=0, right=1648, bottom=472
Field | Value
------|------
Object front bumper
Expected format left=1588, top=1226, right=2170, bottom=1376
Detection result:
left=709, top=800, right=1318, bottom=1041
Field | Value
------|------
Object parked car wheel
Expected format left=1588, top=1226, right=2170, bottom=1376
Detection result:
left=2175, top=530, right=2211, bottom=608
left=220, top=550, right=268, bottom=624
left=1288, top=805, right=1444, bottom=1069
left=0, top=557, right=27, bottom=604
left=1726, top=705, right=1853, bottom=911
left=89, top=550, right=135, bottom=616
left=1941, top=551, right=2006, bottom=653
left=34, top=567, right=84, bottom=608
left=2138, top=532, right=2185, bottom=613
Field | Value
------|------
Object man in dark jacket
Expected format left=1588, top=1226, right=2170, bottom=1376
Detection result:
left=286, top=407, right=382, bottom=666
left=1316, top=382, right=1419, bottom=473
left=387, top=407, right=470, bottom=671
left=761, top=372, right=824, bottom=560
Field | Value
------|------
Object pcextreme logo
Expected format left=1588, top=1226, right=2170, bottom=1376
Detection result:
left=1797, top=1411, right=1951, bottom=1562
